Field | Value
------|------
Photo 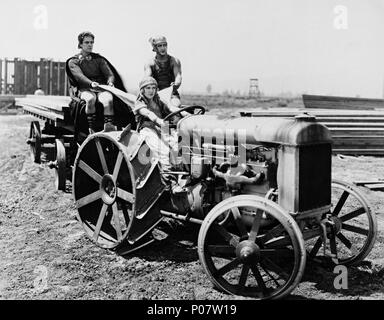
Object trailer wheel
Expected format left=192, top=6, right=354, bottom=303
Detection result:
left=29, top=121, right=41, bottom=163
left=307, top=179, right=377, bottom=266
left=198, top=195, right=306, bottom=300
left=54, top=139, right=66, bottom=191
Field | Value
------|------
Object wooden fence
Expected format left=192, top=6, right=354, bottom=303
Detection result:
left=0, top=58, right=68, bottom=96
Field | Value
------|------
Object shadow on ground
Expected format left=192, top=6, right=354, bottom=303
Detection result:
left=118, top=220, right=200, bottom=263
left=301, top=256, right=384, bottom=297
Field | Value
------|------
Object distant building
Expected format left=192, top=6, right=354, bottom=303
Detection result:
left=249, top=78, right=260, bottom=98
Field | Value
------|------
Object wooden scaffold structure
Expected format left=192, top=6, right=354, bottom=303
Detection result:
left=0, top=58, right=68, bottom=96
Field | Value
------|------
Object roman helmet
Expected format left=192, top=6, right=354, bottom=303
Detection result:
left=148, top=35, right=167, bottom=52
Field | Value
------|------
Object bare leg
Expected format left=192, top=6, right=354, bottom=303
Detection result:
left=98, top=91, right=114, bottom=116
left=80, top=90, right=97, bottom=114
left=98, top=91, right=115, bottom=131
left=140, top=128, right=182, bottom=192
left=80, top=91, right=97, bottom=133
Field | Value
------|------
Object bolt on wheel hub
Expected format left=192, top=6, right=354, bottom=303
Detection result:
left=100, top=174, right=117, bottom=205
left=236, top=240, right=261, bottom=264
left=329, top=216, right=343, bottom=234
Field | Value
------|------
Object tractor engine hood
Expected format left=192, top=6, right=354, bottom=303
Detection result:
left=177, top=114, right=332, bottom=146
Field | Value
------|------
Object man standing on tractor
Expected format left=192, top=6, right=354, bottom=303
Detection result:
left=67, top=31, right=117, bottom=133
left=144, top=35, right=182, bottom=109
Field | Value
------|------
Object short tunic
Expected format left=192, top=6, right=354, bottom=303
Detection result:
left=150, top=55, right=180, bottom=97
left=68, top=53, right=115, bottom=90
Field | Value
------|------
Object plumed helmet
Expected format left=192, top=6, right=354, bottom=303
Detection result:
left=148, top=35, right=167, bottom=51
left=78, top=31, right=95, bottom=49
left=139, top=76, right=158, bottom=90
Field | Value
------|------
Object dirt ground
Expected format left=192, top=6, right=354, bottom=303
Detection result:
left=1, top=113, right=384, bottom=301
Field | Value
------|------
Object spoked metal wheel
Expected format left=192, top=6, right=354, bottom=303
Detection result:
left=28, top=121, right=41, bottom=163
left=54, top=139, right=66, bottom=191
left=73, top=132, right=136, bottom=249
left=307, top=179, right=377, bottom=266
left=198, top=195, right=306, bottom=300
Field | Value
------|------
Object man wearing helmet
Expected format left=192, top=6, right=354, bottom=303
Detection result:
left=66, top=31, right=118, bottom=133
left=144, top=36, right=182, bottom=109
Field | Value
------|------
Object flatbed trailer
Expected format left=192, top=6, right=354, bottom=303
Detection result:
left=16, top=95, right=86, bottom=190
left=16, top=87, right=136, bottom=191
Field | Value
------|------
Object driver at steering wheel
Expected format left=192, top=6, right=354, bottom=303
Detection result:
left=134, top=76, right=181, bottom=190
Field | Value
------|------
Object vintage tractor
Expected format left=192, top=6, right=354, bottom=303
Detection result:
left=72, top=106, right=377, bottom=299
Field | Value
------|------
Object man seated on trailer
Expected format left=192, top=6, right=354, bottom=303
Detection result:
left=67, top=31, right=118, bottom=133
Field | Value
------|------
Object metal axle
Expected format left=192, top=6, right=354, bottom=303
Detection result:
left=160, top=210, right=203, bottom=225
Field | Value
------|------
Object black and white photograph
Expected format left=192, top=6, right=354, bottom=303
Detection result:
left=1, top=0, right=384, bottom=307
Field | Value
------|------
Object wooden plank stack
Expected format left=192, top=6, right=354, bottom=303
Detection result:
left=14, top=95, right=71, bottom=123
left=302, top=94, right=384, bottom=110
left=240, top=108, right=384, bottom=156
left=354, top=179, right=384, bottom=191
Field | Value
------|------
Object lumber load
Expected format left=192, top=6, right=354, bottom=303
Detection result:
left=364, top=184, right=384, bottom=191
left=353, top=179, right=384, bottom=191
left=15, top=95, right=71, bottom=111
left=240, top=107, right=384, bottom=156
left=15, top=95, right=71, bottom=123
left=354, top=179, right=384, bottom=186
left=240, top=108, right=384, bottom=117
left=303, top=94, right=384, bottom=110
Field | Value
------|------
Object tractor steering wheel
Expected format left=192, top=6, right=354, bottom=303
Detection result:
left=163, top=105, right=206, bottom=122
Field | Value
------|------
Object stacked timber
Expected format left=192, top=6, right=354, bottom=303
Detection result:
left=303, top=94, right=384, bottom=110
left=240, top=108, right=384, bottom=156
left=15, top=95, right=71, bottom=123
left=354, top=179, right=384, bottom=191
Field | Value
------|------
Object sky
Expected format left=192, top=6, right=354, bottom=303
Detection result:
left=1, top=0, right=384, bottom=97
